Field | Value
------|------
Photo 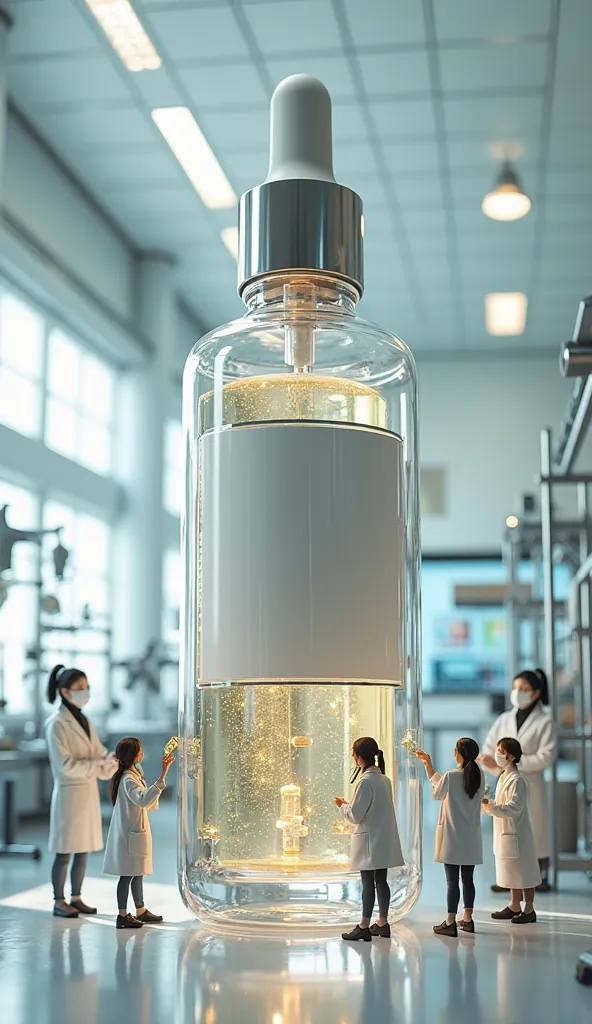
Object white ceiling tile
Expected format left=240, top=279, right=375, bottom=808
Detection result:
left=544, top=204, right=592, bottom=231
left=433, top=0, right=552, bottom=41
left=446, top=137, right=538, bottom=172
left=266, top=54, right=356, bottom=100
left=130, top=66, right=184, bottom=109
left=243, top=0, right=341, bottom=54
left=9, top=53, right=130, bottom=106
left=391, top=177, right=445, bottom=209
left=344, top=172, right=382, bottom=201
left=547, top=132, right=592, bottom=168
left=382, top=139, right=440, bottom=176
left=357, top=51, right=431, bottom=98
left=9, top=0, right=98, bottom=57
left=179, top=63, right=268, bottom=108
left=400, top=208, right=448, bottom=234
left=21, top=105, right=156, bottom=149
left=225, top=149, right=268, bottom=194
left=70, top=145, right=182, bottom=186
left=199, top=108, right=269, bottom=153
left=371, top=98, right=436, bottom=139
left=443, top=95, right=543, bottom=137
left=549, top=0, right=592, bottom=91
left=342, top=0, right=426, bottom=47
left=439, top=41, right=548, bottom=92
left=545, top=169, right=592, bottom=196
left=333, top=142, right=377, bottom=176
left=145, top=6, right=251, bottom=61
left=331, top=101, right=368, bottom=142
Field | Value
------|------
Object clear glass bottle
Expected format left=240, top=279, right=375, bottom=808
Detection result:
left=179, top=75, right=422, bottom=930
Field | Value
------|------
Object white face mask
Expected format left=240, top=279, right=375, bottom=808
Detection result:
left=68, top=689, right=90, bottom=709
left=510, top=689, right=534, bottom=710
left=495, top=750, right=509, bottom=768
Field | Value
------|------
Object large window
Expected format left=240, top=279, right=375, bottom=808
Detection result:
left=0, top=293, right=44, bottom=438
left=161, top=547, right=180, bottom=706
left=42, top=501, right=112, bottom=710
left=45, top=329, right=115, bottom=475
left=0, top=479, right=39, bottom=714
left=164, top=419, right=182, bottom=516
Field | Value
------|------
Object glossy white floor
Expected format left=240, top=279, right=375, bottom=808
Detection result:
left=1, top=802, right=591, bottom=1024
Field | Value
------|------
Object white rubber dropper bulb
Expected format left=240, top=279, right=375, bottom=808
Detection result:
left=266, top=74, right=335, bottom=183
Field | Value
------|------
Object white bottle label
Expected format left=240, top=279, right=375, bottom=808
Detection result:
left=198, top=422, right=405, bottom=686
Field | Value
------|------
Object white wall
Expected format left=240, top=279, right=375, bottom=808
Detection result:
left=3, top=112, right=135, bottom=323
left=418, top=353, right=574, bottom=553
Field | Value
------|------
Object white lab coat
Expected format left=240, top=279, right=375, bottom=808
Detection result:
left=430, top=767, right=485, bottom=865
left=483, top=765, right=541, bottom=889
left=103, top=767, right=164, bottom=877
left=483, top=703, right=556, bottom=858
left=340, top=767, right=404, bottom=871
left=46, top=705, right=116, bottom=854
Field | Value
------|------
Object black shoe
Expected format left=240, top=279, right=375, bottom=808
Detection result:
left=342, top=925, right=372, bottom=942
left=433, top=920, right=458, bottom=937
left=536, top=880, right=552, bottom=893
left=459, top=920, right=475, bottom=933
left=135, top=909, right=163, bottom=924
left=53, top=903, right=79, bottom=919
left=490, top=884, right=510, bottom=893
left=70, top=899, right=97, bottom=915
left=116, top=914, right=143, bottom=929
left=491, top=906, right=520, bottom=920
left=511, top=910, right=537, bottom=925
left=369, top=922, right=391, bottom=938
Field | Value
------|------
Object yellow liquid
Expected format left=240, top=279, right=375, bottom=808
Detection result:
left=194, top=683, right=395, bottom=876
left=199, top=373, right=388, bottom=433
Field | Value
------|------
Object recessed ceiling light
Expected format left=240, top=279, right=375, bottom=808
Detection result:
left=85, top=0, right=161, bottom=71
left=485, top=292, right=528, bottom=336
left=221, top=226, right=239, bottom=260
left=506, top=515, right=520, bottom=529
left=152, top=107, right=237, bottom=210
left=482, top=161, right=531, bottom=221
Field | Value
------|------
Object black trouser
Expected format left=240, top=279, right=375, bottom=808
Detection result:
left=52, top=853, right=88, bottom=901
left=117, top=875, right=144, bottom=912
left=444, top=864, right=475, bottom=915
left=360, top=869, right=391, bottom=919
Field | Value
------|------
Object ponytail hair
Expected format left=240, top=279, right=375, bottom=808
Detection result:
left=109, top=737, right=142, bottom=805
left=47, top=664, right=86, bottom=704
left=456, top=737, right=481, bottom=799
left=514, top=667, right=550, bottom=705
left=352, top=736, right=386, bottom=774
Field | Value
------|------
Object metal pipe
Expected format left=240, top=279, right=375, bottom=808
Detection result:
left=576, top=484, right=590, bottom=845
left=504, top=536, right=519, bottom=682
left=556, top=374, right=592, bottom=475
left=573, top=549, right=592, bottom=587
left=560, top=342, right=592, bottom=378
left=540, top=474, right=592, bottom=485
left=540, top=428, right=559, bottom=886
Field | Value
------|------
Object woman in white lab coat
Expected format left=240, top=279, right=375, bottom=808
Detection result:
left=483, top=736, right=541, bottom=924
left=46, top=664, right=116, bottom=919
left=481, top=668, right=556, bottom=891
left=334, top=736, right=404, bottom=942
left=103, top=736, right=175, bottom=928
left=417, top=737, right=485, bottom=937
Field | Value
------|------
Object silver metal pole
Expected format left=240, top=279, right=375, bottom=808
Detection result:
left=540, top=428, right=559, bottom=886
left=577, top=484, right=590, bottom=847
left=504, top=535, right=519, bottom=683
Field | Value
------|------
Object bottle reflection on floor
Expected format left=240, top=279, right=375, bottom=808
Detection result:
left=177, top=925, right=425, bottom=1024
left=49, top=923, right=98, bottom=1024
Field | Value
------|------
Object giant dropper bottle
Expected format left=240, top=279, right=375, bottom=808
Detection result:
left=179, top=74, right=422, bottom=930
